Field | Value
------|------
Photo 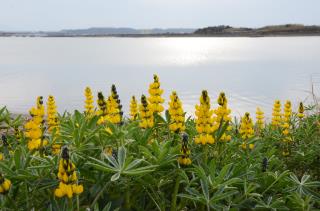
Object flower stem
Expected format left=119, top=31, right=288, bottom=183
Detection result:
left=170, top=172, right=181, bottom=211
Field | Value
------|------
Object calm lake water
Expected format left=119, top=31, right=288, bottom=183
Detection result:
left=0, top=37, right=319, bottom=119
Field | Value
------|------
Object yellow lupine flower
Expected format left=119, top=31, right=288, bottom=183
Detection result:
left=139, top=95, right=154, bottom=129
left=55, top=148, right=83, bottom=198
left=241, top=143, right=254, bottom=150
left=84, top=87, right=94, bottom=115
left=282, top=100, right=292, bottom=136
left=25, top=96, right=47, bottom=151
left=148, top=74, right=164, bottom=114
left=240, top=112, right=254, bottom=150
left=283, top=100, right=292, bottom=122
left=47, top=95, right=61, bottom=155
left=168, top=91, right=185, bottom=133
left=72, top=184, right=84, bottom=194
left=97, top=92, right=107, bottom=124
left=130, top=96, right=138, bottom=120
left=178, top=134, right=192, bottom=166
left=240, top=112, right=254, bottom=139
left=214, top=92, right=232, bottom=141
left=105, top=85, right=123, bottom=124
left=271, top=100, right=282, bottom=127
left=52, top=144, right=61, bottom=155
left=194, top=90, right=216, bottom=145
left=0, top=174, right=11, bottom=194
left=282, top=150, right=290, bottom=156
left=47, top=95, right=58, bottom=132
left=104, top=147, right=113, bottom=156
left=256, top=107, right=265, bottom=130
left=105, top=127, right=113, bottom=135
left=298, top=102, right=304, bottom=118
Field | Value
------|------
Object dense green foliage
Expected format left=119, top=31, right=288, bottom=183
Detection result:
left=0, top=106, right=319, bottom=211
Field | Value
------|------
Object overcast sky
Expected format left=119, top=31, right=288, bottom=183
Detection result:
left=1, top=0, right=320, bottom=31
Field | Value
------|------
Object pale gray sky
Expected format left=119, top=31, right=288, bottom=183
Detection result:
left=1, top=0, right=319, bottom=31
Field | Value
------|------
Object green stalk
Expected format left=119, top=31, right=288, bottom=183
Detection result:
left=25, top=183, right=30, bottom=210
left=68, top=198, right=73, bottom=211
left=90, top=182, right=109, bottom=208
left=170, top=173, right=181, bottom=211
left=204, top=144, right=208, bottom=164
left=124, top=189, right=131, bottom=209
left=76, top=195, right=80, bottom=211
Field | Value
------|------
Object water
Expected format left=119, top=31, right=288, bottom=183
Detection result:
left=0, top=37, right=319, bottom=119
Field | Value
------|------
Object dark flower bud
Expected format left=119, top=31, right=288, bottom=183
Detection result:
left=1, top=135, right=8, bottom=146
left=61, top=147, right=69, bottom=160
left=112, top=149, right=118, bottom=160
left=262, top=157, right=268, bottom=172
left=182, top=133, right=188, bottom=143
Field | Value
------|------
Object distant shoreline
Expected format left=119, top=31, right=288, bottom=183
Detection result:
left=1, top=34, right=320, bottom=38
left=1, top=24, right=320, bottom=38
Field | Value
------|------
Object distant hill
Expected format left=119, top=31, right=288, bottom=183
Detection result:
left=58, top=27, right=196, bottom=36
left=194, top=24, right=320, bottom=36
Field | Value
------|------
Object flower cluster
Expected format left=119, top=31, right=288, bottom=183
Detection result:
left=47, top=95, right=59, bottom=133
left=47, top=96, right=61, bottom=154
left=84, top=87, right=94, bottom=115
left=55, top=148, right=83, bottom=198
left=214, top=92, right=232, bottom=141
left=105, top=85, right=123, bottom=124
left=139, top=95, right=154, bottom=129
left=168, top=91, right=185, bottom=133
left=298, top=102, right=304, bottom=118
left=281, top=100, right=293, bottom=155
left=282, top=100, right=292, bottom=137
left=178, top=134, right=191, bottom=166
left=239, top=112, right=254, bottom=150
left=255, top=107, right=265, bottom=130
left=148, top=74, right=164, bottom=114
left=271, top=100, right=282, bottom=127
left=24, top=96, right=48, bottom=151
left=0, top=174, right=11, bottom=194
left=195, top=90, right=215, bottom=145
left=130, top=96, right=138, bottom=120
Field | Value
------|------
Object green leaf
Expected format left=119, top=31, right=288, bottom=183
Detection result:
left=117, top=146, right=126, bottom=169
left=111, top=172, right=121, bottom=181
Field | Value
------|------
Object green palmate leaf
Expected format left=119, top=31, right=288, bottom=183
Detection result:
left=125, top=159, right=143, bottom=171
left=111, top=172, right=121, bottom=181
left=88, top=157, right=116, bottom=171
left=0, top=162, right=15, bottom=176
left=255, top=196, right=289, bottom=210
left=27, top=165, right=52, bottom=170
left=262, top=170, right=290, bottom=194
left=215, top=163, right=234, bottom=183
left=178, top=193, right=204, bottom=203
left=209, top=189, right=238, bottom=203
left=117, top=146, right=126, bottom=168
left=221, top=178, right=242, bottom=187
left=200, top=178, right=210, bottom=202
left=104, top=153, right=119, bottom=168
left=287, top=173, right=320, bottom=199
left=87, top=162, right=114, bottom=172
left=123, top=165, right=157, bottom=175
left=88, top=146, right=156, bottom=181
